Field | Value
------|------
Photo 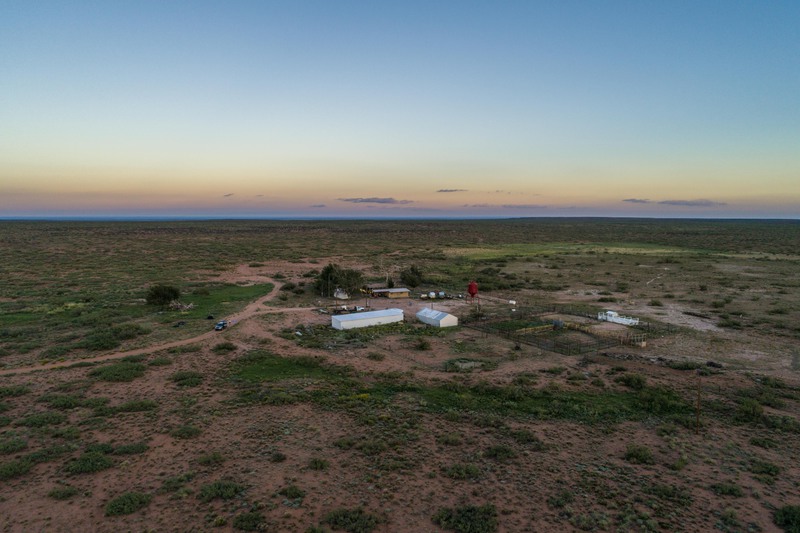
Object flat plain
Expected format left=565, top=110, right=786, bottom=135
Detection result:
left=1, top=218, right=799, bottom=532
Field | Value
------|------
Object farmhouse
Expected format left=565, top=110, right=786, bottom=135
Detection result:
left=371, top=288, right=410, bottom=298
left=416, top=308, right=458, bottom=328
left=331, top=308, right=404, bottom=330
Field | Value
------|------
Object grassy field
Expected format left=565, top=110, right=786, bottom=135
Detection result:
left=1, top=218, right=799, bottom=532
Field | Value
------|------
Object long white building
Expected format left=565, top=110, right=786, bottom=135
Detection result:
left=331, top=308, right=404, bottom=330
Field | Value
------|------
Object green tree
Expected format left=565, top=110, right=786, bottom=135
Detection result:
left=400, top=265, right=423, bottom=288
left=145, top=284, right=181, bottom=306
left=315, top=264, right=364, bottom=297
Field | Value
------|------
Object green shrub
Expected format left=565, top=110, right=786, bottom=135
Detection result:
left=308, top=457, right=329, bottom=470
left=114, top=399, right=158, bottom=413
left=0, top=458, right=33, bottom=480
left=615, top=373, right=646, bottom=390
left=198, top=451, right=225, bottom=466
left=198, top=480, right=245, bottom=502
left=171, top=425, right=201, bottom=439
left=170, top=371, right=204, bottom=388
left=233, top=512, right=265, bottom=531
left=774, top=505, right=800, bottom=533
left=113, top=442, right=149, bottom=455
left=323, top=507, right=382, bottom=533
left=48, top=485, right=79, bottom=500
left=145, top=284, right=181, bottom=307
left=443, top=463, right=481, bottom=480
left=213, top=342, right=237, bottom=353
left=484, top=445, right=516, bottom=461
left=65, top=452, right=114, bottom=474
left=278, top=484, right=306, bottom=499
left=17, top=411, right=67, bottom=427
left=0, top=385, right=30, bottom=398
left=88, top=362, right=146, bottom=382
left=0, top=437, right=27, bottom=455
left=270, top=451, right=287, bottom=463
left=710, top=482, right=743, bottom=497
left=547, top=489, right=574, bottom=508
left=432, top=504, right=498, bottom=533
left=624, top=444, right=654, bottom=465
left=105, top=492, right=152, bottom=516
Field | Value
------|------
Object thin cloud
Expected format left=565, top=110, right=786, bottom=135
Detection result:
left=623, top=198, right=651, bottom=204
left=223, top=193, right=234, bottom=197
left=658, top=199, right=727, bottom=207
left=463, top=203, right=493, bottom=208
left=255, top=194, right=264, bottom=197
left=502, top=204, right=547, bottom=209
left=310, top=204, right=326, bottom=208
left=338, top=197, right=413, bottom=205
left=436, top=189, right=468, bottom=193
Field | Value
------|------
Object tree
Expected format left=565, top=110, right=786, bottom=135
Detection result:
left=146, top=284, right=181, bottom=307
left=314, top=264, right=364, bottom=297
left=400, top=265, right=423, bottom=288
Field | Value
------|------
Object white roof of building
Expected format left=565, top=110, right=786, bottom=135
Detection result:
left=372, top=288, right=410, bottom=293
left=416, top=308, right=453, bottom=321
left=334, top=308, right=404, bottom=322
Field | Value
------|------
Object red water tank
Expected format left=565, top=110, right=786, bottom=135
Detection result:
left=467, top=281, right=478, bottom=298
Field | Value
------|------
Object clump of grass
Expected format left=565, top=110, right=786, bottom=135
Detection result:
left=88, top=362, right=146, bottom=382
left=170, top=371, right=204, bottom=388
left=0, top=437, right=27, bottom=455
left=432, top=503, right=498, bottom=533
left=548, top=489, right=574, bottom=508
left=710, top=482, right=743, bottom=497
left=624, top=444, right=655, bottom=465
left=366, top=352, right=385, bottom=361
left=104, top=492, right=152, bottom=516
left=277, top=484, right=305, bottom=499
left=113, top=442, right=148, bottom=455
left=774, top=505, right=800, bottom=533
left=198, top=480, right=245, bottom=502
left=170, top=425, right=202, bottom=439
left=148, top=356, right=173, bottom=366
left=615, top=373, right=646, bottom=390
left=198, top=451, right=225, bottom=466
left=17, top=411, right=67, bottom=428
left=113, top=399, right=158, bottom=413
left=233, top=512, right=265, bottom=531
left=507, top=429, right=546, bottom=450
left=750, top=436, right=777, bottom=449
left=158, top=472, right=195, bottom=494
left=323, top=507, right=383, bottom=533
left=437, top=433, right=463, bottom=446
left=269, top=451, right=287, bottom=463
left=213, top=342, right=237, bottom=353
left=48, top=484, right=79, bottom=500
left=0, top=385, right=30, bottom=398
left=442, top=463, right=481, bottom=481
left=484, top=445, right=516, bottom=461
left=308, top=457, right=329, bottom=470
left=0, top=458, right=33, bottom=480
left=65, top=452, right=114, bottom=474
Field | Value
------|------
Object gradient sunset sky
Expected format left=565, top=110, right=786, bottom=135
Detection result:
left=2, top=1, right=798, bottom=219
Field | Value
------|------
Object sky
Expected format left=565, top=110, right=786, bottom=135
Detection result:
left=1, top=1, right=799, bottom=219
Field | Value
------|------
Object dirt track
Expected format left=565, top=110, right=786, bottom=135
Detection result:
left=0, top=280, right=287, bottom=377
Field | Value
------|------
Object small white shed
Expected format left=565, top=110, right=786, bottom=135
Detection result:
left=416, top=308, right=458, bottom=328
left=331, top=308, right=404, bottom=330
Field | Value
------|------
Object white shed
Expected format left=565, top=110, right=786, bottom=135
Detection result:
left=331, top=308, right=404, bottom=330
left=416, top=308, right=458, bottom=328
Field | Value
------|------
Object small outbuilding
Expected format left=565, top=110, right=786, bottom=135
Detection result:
left=597, top=310, right=639, bottom=326
left=371, top=288, right=410, bottom=299
left=331, top=308, right=404, bottom=330
left=416, top=308, right=458, bottom=328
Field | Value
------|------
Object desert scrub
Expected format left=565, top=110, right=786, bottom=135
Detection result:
left=437, top=432, right=463, bottom=446
left=65, top=452, right=114, bottom=474
left=0, top=385, right=30, bottom=398
left=0, top=458, right=33, bottom=480
left=774, top=505, right=800, bottom=533
left=113, top=442, right=148, bottom=455
left=442, top=463, right=481, bottom=481
left=212, top=342, right=237, bottom=353
left=170, top=425, right=202, bottom=439
left=323, top=507, right=383, bottom=533
left=615, top=373, right=646, bottom=390
left=308, top=457, right=329, bottom=470
left=277, top=484, right=305, bottom=499
left=105, top=492, right=152, bottom=516
left=170, top=371, right=204, bottom=388
left=432, top=503, right=498, bottom=533
left=199, top=480, right=245, bottom=502
left=624, top=444, right=655, bottom=465
left=548, top=489, right=574, bottom=508
left=198, top=451, right=226, bottom=466
left=88, top=362, right=146, bottom=382
left=0, top=436, right=27, bottom=455
left=17, top=411, right=67, bottom=427
left=710, top=482, right=743, bottom=497
left=233, top=512, right=265, bottom=531
left=48, top=484, right=79, bottom=500
left=484, top=445, right=516, bottom=461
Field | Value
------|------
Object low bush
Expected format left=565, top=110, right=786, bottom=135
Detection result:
left=233, top=512, right=265, bottom=531
left=624, top=444, right=655, bottom=464
left=105, top=492, right=152, bottom=516
left=432, top=503, right=498, bottom=533
left=65, top=452, right=114, bottom=474
left=323, top=507, right=383, bottom=533
left=198, top=480, right=245, bottom=502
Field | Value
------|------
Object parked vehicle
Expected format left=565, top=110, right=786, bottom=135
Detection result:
left=214, top=320, right=228, bottom=331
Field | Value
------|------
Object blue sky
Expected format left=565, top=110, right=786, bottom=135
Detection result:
left=1, top=1, right=798, bottom=218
